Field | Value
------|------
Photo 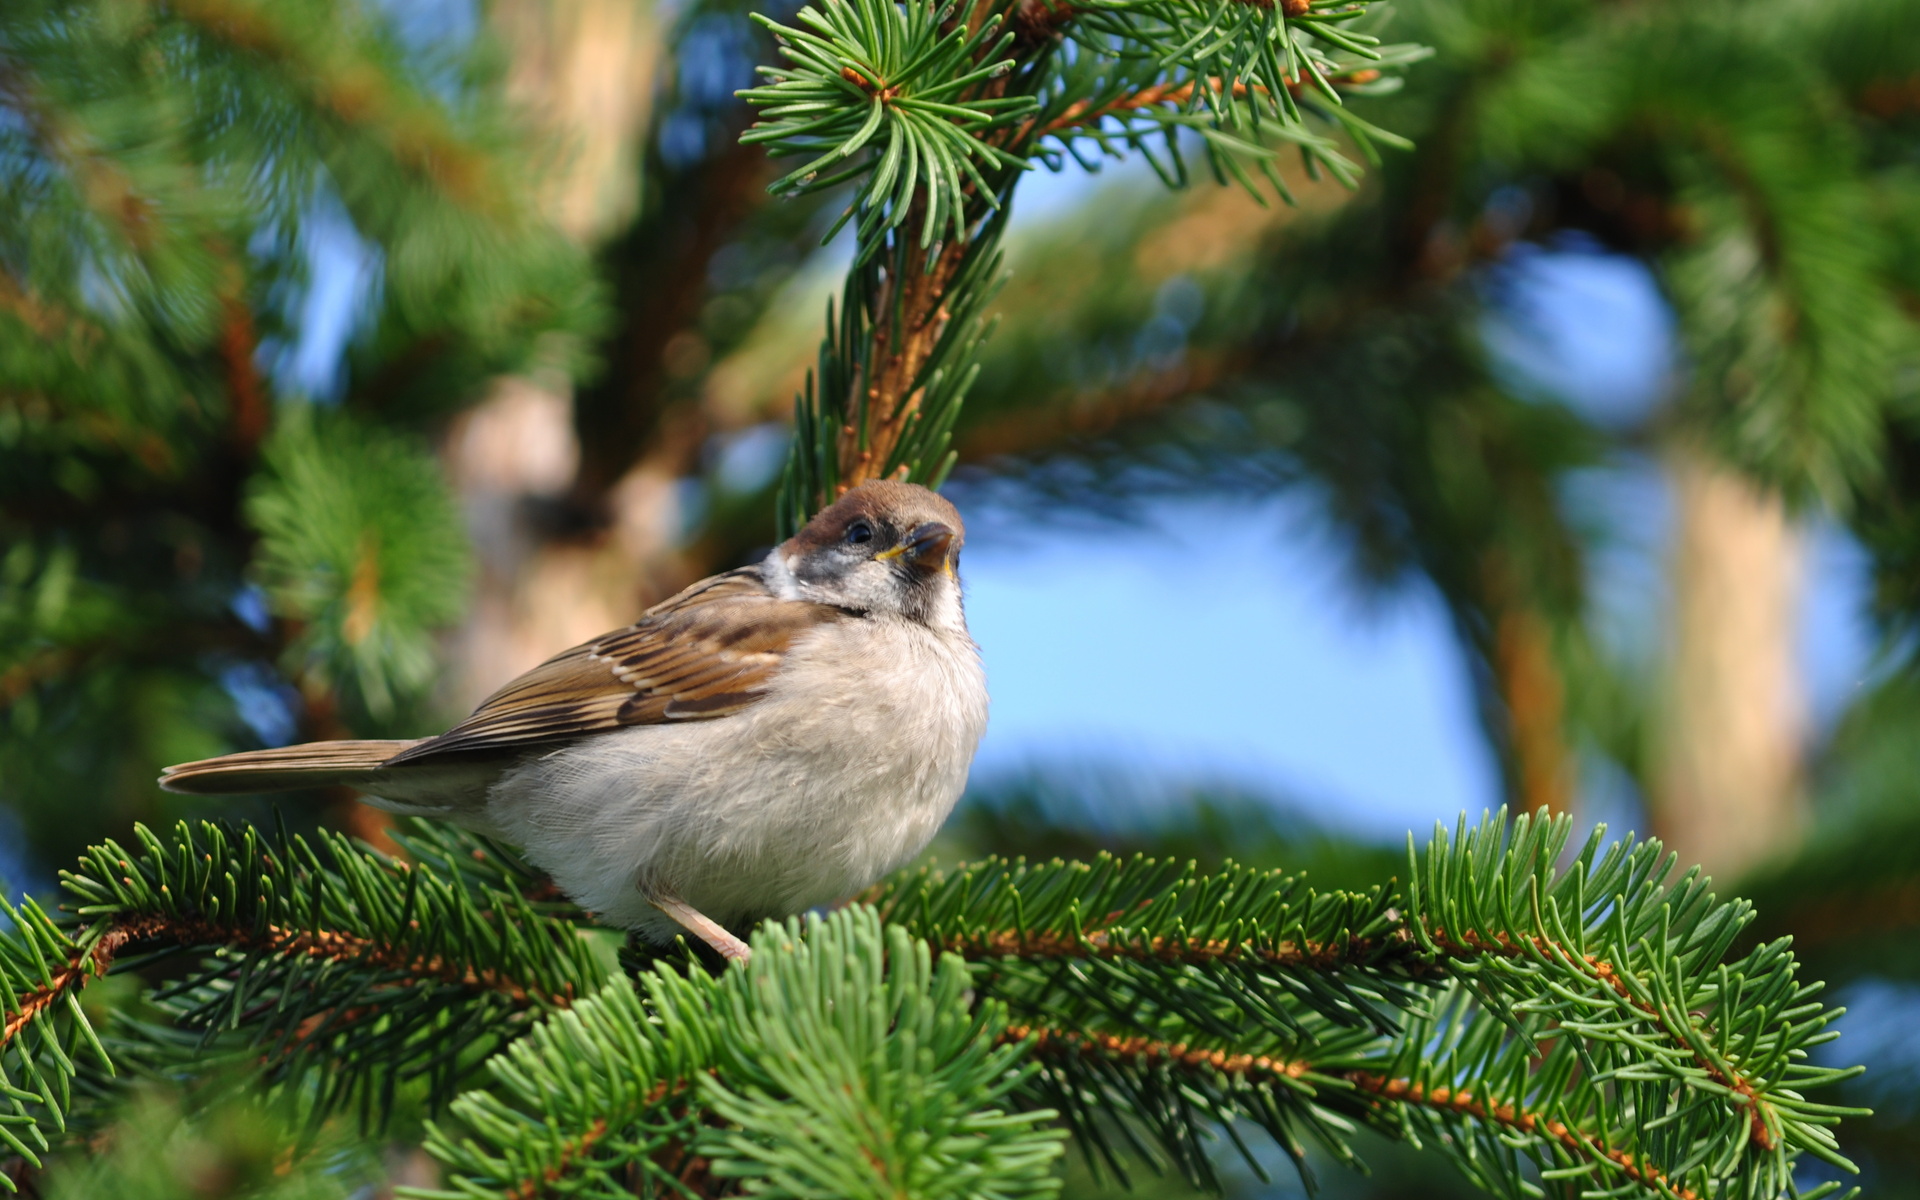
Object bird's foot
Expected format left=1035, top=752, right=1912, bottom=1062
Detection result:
left=649, top=894, right=752, bottom=963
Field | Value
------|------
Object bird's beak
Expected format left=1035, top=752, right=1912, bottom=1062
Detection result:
left=884, top=521, right=955, bottom=576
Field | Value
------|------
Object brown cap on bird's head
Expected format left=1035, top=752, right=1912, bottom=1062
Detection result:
left=786, top=481, right=964, bottom=577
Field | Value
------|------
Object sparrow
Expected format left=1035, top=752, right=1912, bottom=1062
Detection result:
left=160, top=481, right=988, bottom=963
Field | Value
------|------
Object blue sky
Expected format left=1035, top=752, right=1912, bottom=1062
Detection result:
left=960, top=495, right=1499, bottom=838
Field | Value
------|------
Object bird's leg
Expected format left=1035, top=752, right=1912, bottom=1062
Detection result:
left=649, top=894, right=752, bottom=963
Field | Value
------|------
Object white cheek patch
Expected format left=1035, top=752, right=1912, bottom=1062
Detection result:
left=761, top=549, right=804, bottom=601
left=834, top=562, right=906, bottom=612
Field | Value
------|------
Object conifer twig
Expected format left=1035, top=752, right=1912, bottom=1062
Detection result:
left=1425, top=925, right=1778, bottom=1149
left=165, top=0, right=500, bottom=208
left=1007, top=1022, right=1700, bottom=1197
left=1346, top=1075, right=1698, bottom=1200
left=1034, top=68, right=1385, bottom=139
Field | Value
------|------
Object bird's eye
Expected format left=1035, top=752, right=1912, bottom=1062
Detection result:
left=845, top=520, right=874, bottom=546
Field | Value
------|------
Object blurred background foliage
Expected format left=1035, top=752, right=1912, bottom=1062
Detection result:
left=3, top=0, right=1920, bottom=1195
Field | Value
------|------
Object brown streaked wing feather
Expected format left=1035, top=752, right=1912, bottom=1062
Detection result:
left=385, top=567, right=844, bottom=765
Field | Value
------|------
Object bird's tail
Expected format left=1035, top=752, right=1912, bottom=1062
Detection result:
left=159, top=740, right=424, bottom=795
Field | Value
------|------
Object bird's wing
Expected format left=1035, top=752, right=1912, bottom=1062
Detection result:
left=385, top=567, right=845, bottom=765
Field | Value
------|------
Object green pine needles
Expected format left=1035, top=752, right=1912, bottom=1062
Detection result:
left=873, top=816, right=1865, bottom=1197
left=742, top=0, right=1031, bottom=249
left=1, top=0, right=603, bottom=876
left=424, top=912, right=1064, bottom=1200
left=756, top=0, right=1430, bottom=533
left=247, top=409, right=474, bottom=720
left=1, top=812, right=1868, bottom=1197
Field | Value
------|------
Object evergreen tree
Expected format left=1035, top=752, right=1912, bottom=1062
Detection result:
left=0, top=0, right=602, bottom=868
left=2, top=0, right=1888, bottom=1197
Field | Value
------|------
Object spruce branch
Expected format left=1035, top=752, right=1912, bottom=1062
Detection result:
left=161, top=0, right=508, bottom=212
left=5, top=814, right=1872, bottom=1198
left=248, top=408, right=474, bottom=720
left=750, top=0, right=1428, bottom=533
left=1031, top=66, right=1385, bottom=140
left=415, top=909, right=1064, bottom=1200
left=1345, top=1068, right=1696, bottom=1200
left=867, top=812, right=1867, bottom=1198
left=0, top=819, right=608, bottom=1175
left=776, top=201, right=1012, bottom=530
left=0, top=52, right=157, bottom=251
left=872, top=851, right=1423, bottom=1037
left=740, top=0, right=1033, bottom=247
left=1008, top=1021, right=1702, bottom=1200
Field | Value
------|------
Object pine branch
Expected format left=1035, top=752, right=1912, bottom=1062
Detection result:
left=1421, top=923, right=1781, bottom=1151
left=415, top=909, right=1064, bottom=1200
left=1345, top=1072, right=1696, bottom=1200
left=23, top=1085, right=381, bottom=1200
left=6, top=814, right=1871, bottom=1198
left=867, top=812, right=1867, bottom=1198
left=751, top=0, right=1429, bottom=532
left=8, top=1, right=1891, bottom=1194
left=0, top=0, right=604, bottom=843
left=0, top=819, right=608, bottom=1176
left=872, top=851, right=1423, bottom=1038
left=775, top=203, right=1012, bottom=530
left=164, top=0, right=507, bottom=213
left=248, top=408, right=474, bottom=720
left=1032, top=67, right=1385, bottom=140
left=0, top=54, right=155, bottom=250
left=1011, top=1020, right=1706, bottom=1199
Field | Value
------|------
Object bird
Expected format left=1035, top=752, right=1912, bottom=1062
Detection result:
left=159, top=480, right=988, bottom=964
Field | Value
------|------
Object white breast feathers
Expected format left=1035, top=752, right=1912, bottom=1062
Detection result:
left=479, top=612, right=988, bottom=941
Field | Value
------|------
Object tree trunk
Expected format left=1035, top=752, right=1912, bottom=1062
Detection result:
left=1491, top=600, right=1574, bottom=819
left=1652, top=444, right=1808, bottom=881
left=440, top=0, right=665, bottom=712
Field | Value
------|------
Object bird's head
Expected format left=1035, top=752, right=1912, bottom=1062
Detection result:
left=769, top=480, right=967, bottom=630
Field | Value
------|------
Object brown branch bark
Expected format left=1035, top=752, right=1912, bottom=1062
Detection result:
left=945, top=924, right=1412, bottom=973
left=1859, top=75, right=1920, bottom=118
left=1479, top=554, right=1574, bottom=818
left=1345, top=1074, right=1699, bottom=1200
left=1490, top=607, right=1571, bottom=816
left=1035, top=68, right=1382, bottom=140
left=1004, top=1022, right=1313, bottom=1080
left=1, top=925, right=134, bottom=1046
left=216, top=265, right=269, bottom=454
left=837, top=210, right=973, bottom=493
left=495, top=1082, right=725, bottom=1200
